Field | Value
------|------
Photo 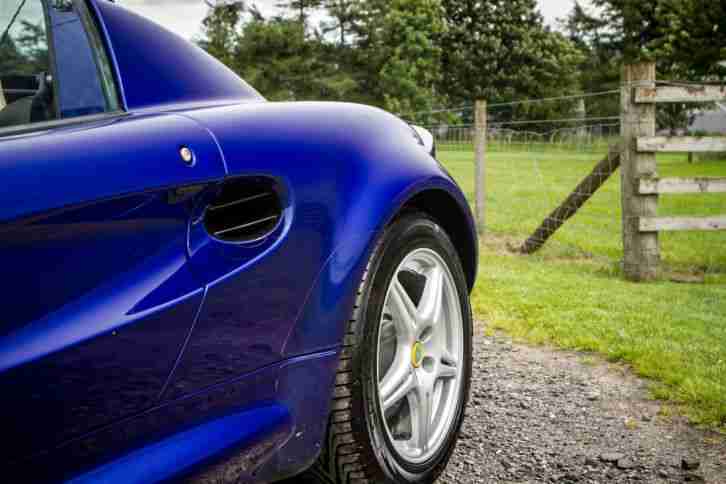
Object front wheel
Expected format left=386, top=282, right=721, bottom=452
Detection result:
left=312, top=214, right=473, bottom=483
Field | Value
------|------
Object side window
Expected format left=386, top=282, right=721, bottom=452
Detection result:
left=49, top=0, right=119, bottom=118
left=0, top=0, right=55, bottom=127
left=0, top=0, right=119, bottom=132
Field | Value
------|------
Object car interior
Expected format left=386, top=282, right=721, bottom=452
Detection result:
left=0, top=73, right=56, bottom=128
left=1, top=0, right=118, bottom=132
left=0, top=0, right=58, bottom=130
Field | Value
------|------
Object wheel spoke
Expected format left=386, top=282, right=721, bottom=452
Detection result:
left=438, top=357, right=458, bottom=380
left=441, top=348, right=458, bottom=368
left=387, top=279, right=418, bottom=339
left=417, top=266, right=444, bottom=326
left=379, top=318, right=396, bottom=343
left=410, top=385, right=433, bottom=453
left=379, top=354, right=414, bottom=412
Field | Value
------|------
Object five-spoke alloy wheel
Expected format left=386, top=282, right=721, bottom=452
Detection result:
left=312, top=213, right=473, bottom=484
left=378, top=248, right=464, bottom=464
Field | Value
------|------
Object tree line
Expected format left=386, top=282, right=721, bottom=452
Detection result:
left=199, top=0, right=725, bottom=128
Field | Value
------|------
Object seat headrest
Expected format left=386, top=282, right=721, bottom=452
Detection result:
left=0, top=96, right=33, bottom=128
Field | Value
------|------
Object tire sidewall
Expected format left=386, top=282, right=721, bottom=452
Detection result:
left=351, top=215, right=473, bottom=483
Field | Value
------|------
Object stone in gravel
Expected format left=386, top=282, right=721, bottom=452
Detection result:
left=587, top=392, right=600, bottom=401
left=600, top=452, right=625, bottom=463
left=684, top=473, right=705, bottom=482
left=585, top=457, right=599, bottom=467
left=563, top=472, right=580, bottom=481
left=616, top=458, right=636, bottom=470
left=682, top=457, right=701, bottom=471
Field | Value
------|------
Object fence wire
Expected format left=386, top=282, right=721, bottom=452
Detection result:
left=425, top=90, right=726, bottom=281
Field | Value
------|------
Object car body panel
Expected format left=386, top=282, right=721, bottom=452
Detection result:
left=0, top=112, right=226, bottom=462
left=0, top=1, right=477, bottom=482
left=67, top=404, right=292, bottom=484
left=91, top=0, right=262, bottom=111
left=18, top=349, right=338, bottom=483
left=180, top=101, right=472, bottom=365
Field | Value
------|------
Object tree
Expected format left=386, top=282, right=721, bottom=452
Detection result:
left=676, top=0, right=726, bottom=79
left=562, top=2, right=621, bottom=118
left=200, top=0, right=604, bottom=120
left=276, top=0, right=323, bottom=24
left=567, top=0, right=726, bottom=132
left=351, top=0, right=446, bottom=115
left=0, top=37, right=25, bottom=76
left=0, top=20, right=50, bottom=76
left=581, top=0, right=726, bottom=79
left=198, top=1, right=245, bottom=68
left=231, top=16, right=314, bottom=100
left=321, top=0, right=357, bottom=46
left=439, top=0, right=583, bottom=125
left=198, top=3, right=359, bottom=102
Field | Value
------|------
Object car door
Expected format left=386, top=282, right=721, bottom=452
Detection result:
left=0, top=0, right=225, bottom=464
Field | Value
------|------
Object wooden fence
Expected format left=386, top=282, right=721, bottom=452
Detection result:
left=621, top=62, right=726, bottom=281
left=470, top=62, right=726, bottom=281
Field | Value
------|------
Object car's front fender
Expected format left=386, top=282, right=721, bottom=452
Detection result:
left=184, top=101, right=476, bottom=356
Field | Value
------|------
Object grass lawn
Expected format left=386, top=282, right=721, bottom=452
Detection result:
left=438, top=146, right=726, bottom=429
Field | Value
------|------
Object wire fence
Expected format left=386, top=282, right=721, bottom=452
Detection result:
left=408, top=88, right=726, bottom=282
left=423, top=122, right=620, bottom=153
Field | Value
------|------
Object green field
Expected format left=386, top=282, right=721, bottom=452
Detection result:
left=438, top=146, right=726, bottom=429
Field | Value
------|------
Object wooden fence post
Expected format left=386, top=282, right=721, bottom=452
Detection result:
left=621, top=63, right=659, bottom=281
left=475, top=100, right=487, bottom=234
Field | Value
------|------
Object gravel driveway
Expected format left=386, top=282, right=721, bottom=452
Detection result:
left=288, top=323, right=725, bottom=484
left=440, top=325, right=726, bottom=483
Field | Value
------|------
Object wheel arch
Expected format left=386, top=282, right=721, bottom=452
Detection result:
left=393, top=188, right=478, bottom=292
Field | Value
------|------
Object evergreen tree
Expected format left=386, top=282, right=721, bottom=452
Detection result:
left=1, top=20, right=49, bottom=76
left=439, top=0, right=583, bottom=124
left=276, top=0, right=323, bottom=25
left=199, top=3, right=359, bottom=102
left=321, top=0, right=357, bottom=46
left=351, top=0, right=446, bottom=114
left=198, top=1, right=245, bottom=69
left=562, top=2, right=621, bottom=118
left=0, top=37, right=24, bottom=76
left=566, top=0, right=726, bottom=132
left=579, top=0, right=725, bottom=78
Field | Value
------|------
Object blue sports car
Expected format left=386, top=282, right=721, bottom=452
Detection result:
left=0, top=1, right=478, bottom=482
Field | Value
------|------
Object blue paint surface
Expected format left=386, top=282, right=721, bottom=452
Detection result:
left=0, top=1, right=477, bottom=482
left=67, top=405, right=291, bottom=484
left=93, top=0, right=262, bottom=111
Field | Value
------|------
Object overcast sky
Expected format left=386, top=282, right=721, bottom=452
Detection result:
left=119, top=0, right=594, bottom=40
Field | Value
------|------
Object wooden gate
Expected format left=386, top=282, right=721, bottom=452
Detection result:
left=621, top=62, right=726, bottom=281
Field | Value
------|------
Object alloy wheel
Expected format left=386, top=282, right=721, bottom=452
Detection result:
left=376, top=248, right=464, bottom=464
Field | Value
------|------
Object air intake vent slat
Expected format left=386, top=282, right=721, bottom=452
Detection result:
left=204, top=177, right=282, bottom=243
left=208, top=192, right=273, bottom=212
left=213, top=215, right=280, bottom=238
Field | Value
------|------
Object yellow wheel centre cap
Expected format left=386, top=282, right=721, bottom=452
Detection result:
left=411, top=342, right=424, bottom=368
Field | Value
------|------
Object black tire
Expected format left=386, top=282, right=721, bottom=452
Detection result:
left=310, top=213, right=473, bottom=484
